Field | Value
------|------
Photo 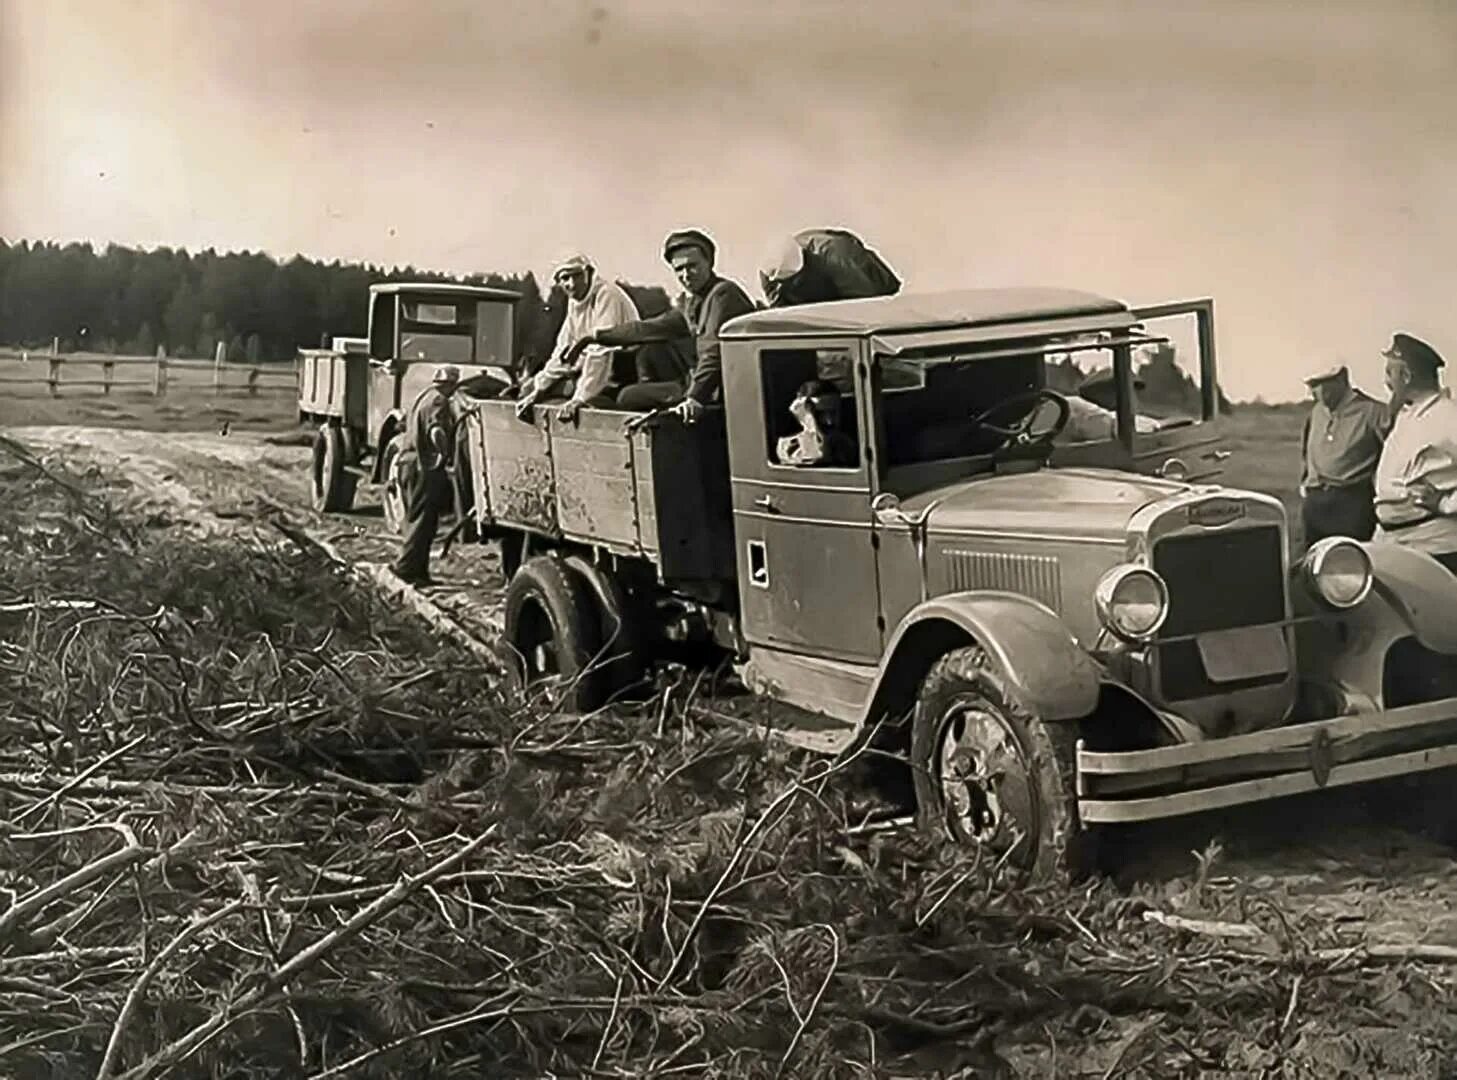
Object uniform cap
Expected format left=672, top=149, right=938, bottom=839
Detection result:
left=432, top=364, right=461, bottom=386
left=1382, top=332, right=1444, bottom=372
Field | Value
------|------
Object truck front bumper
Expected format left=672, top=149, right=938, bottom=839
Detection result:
left=1076, top=696, right=1457, bottom=824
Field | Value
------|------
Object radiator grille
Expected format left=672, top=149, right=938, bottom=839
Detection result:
left=1152, top=524, right=1287, bottom=700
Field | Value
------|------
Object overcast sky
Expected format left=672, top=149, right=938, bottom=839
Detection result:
left=2, top=0, right=1454, bottom=401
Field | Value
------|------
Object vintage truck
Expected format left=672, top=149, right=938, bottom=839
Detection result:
left=438, top=287, right=1457, bottom=878
left=296, top=282, right=520, bottom=531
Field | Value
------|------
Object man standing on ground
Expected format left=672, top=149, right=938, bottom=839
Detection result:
left=1298, top=363, right=1391, bottom=545
left=561, top=229, right=755, bottom=425
left=515, top=254, right=641, bottom=421
left=391, top=364, right=461, bottom=587
left=1372, top=333, right=1457, bottom=573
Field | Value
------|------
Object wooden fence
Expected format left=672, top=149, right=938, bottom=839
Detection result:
left=0, top=342, right=297, bottom=398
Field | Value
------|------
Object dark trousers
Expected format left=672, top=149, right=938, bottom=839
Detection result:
left=391, top=455, right=453, bottom=579
left=1301, top=481, right=1376, bottom=545
left=617, top=380, right=687, bottom=410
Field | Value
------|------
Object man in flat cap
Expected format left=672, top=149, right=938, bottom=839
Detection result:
left=515, top=253, right=642, bottom=422
left=561, top=228, right=755, bottom=424
left=1372, top=333, right=1457, bottom=572
left=391, top=364, right=463, bottom=587
left=1297, top=362, right=1391, bottom=546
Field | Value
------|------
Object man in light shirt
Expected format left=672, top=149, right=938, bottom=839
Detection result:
left=515, top=254, right=640, bottom=422
left=1297, top=363, right=1391, bottom=545
left=1372, top=332, right=1457, bottom=573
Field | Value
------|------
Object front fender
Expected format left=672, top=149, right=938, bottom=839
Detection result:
left=1365, top=542, right=1457, bottom=654
left=861, top=591, right=1101, bottom=725
left=369, top=411, right=406, bottom=483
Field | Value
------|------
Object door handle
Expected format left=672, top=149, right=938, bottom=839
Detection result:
left=753, top=494, right=779, bottom=513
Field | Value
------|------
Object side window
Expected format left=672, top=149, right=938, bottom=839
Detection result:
left=760, top=348, right=861, bottom=470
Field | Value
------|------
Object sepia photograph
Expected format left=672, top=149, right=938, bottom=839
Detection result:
left=2, top=0, right=1457, bottom=1075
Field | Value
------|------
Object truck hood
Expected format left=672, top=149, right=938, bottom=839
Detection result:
left=910, top=467, right=1189, bottom=542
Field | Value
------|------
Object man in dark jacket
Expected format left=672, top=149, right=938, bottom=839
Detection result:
left=561, top=229, right=755, bottom=425
left=390, top=364, right=461, bottom=587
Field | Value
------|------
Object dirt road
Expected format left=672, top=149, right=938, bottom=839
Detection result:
left=12, top=422, right=1457, bottom=1070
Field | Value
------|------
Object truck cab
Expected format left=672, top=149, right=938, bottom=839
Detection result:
left=298, top=282, right=520, bottom=527
left=461, top=287, right=1457, bottom=880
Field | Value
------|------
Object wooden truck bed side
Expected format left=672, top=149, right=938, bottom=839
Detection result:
left=298, top=349, right=368, bottom=427
left=464, top=398, right=735, bottom=585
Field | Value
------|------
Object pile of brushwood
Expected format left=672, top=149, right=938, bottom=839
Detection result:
left=3, top=435, right=1457, bottom=1079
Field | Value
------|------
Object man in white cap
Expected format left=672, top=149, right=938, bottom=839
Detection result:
left=1298, top=362, right=1390, bottom=546
left=515, top=254, right=640, bottom=422
left=1372, top=333, right=1457, bottom=572
left=391, top=364, right=462, bottom=586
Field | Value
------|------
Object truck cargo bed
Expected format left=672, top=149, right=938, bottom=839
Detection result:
left=465, top=400, right=734, bottom=585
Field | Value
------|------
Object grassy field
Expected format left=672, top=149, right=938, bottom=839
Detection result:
left=0, top=353, right=300, bottom=432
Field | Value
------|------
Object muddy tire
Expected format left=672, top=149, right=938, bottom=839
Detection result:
left=911, top=644, right=1093, bottom=882
left=310, top=424, right=356, bottom=513
left=503, top=555, right=605, bottom=713
left=379, top=438, right=407, bottom=536
left=565, top=555, right=647, bottom=703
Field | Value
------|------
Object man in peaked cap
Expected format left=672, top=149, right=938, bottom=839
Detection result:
left=1373, top=332, right=1457, bottom=571
left=1297, top=361, right=1391, bottom=546
left=560, top=228, right=755, bottom=425
left=390, top=364, right=461, bottom=587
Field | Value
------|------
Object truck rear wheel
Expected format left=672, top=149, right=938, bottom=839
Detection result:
left=503, top=555, right=605, bottom=713
left=911, top=644, right=1092, bottom=882
left=311, top=424, right=356, bottom=513
left=379, top=438, right=407, bottom=536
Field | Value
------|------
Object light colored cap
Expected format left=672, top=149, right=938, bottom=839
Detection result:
left=1303, top=363, right=1347, bottom=386
left=551, top=253, right=593, bottom=278
left=432, top=364, right=462, bottom=386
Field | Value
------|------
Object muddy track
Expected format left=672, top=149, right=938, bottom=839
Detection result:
left=13, top=424, right=1457, bottom=960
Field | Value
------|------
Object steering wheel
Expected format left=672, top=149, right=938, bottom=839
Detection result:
left=969, top=389, right=1071, bottom=446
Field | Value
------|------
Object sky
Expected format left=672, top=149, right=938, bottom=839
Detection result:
left=2, top=0, right=1455, bottom=401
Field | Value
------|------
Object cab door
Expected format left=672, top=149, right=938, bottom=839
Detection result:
left=724, top=339, right=884, bottom=663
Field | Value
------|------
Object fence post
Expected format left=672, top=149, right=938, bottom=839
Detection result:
left=103, top=359, right=114, bottom=395
left=51, top=336, right=59, bottom=357
left=247, top=368, right=259, bottom=396
left=153, top=346, right=168, bottom=396
left=47, top=355, right=60, bottom=396
left=214, top=341, right=226, bottom=396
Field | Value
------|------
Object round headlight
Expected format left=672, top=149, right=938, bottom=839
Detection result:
left=1303, top=537, right=1373, bottom=609
left=1095, top=565, right=1170, bottom=641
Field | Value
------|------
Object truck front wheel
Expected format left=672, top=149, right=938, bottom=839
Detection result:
left=911, top=644, right=1091, bottom=882
left=310, top=424, right=356, bottom=513
left=502, top=555, right=605, bottom=713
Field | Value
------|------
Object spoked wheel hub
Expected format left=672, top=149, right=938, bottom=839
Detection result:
left=935, top=698, right=1041, bottom=858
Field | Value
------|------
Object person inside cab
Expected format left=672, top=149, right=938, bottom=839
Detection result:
left=776, top=379, right=857, bottom=467
left=1057, top=368, right=1163, bottom=443
left=515, top=253, right=640, bottom=422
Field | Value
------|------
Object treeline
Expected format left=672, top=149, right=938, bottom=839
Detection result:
left=0, top=239, right=672, bottom=364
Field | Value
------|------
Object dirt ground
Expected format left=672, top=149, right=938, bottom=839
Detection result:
left=9, top=420, right=1457, bottom=1075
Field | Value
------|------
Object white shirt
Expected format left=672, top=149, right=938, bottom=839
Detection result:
left=532, top=276, right=641, bottom=404
left=1373, top=388, right=1457, bottom=554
